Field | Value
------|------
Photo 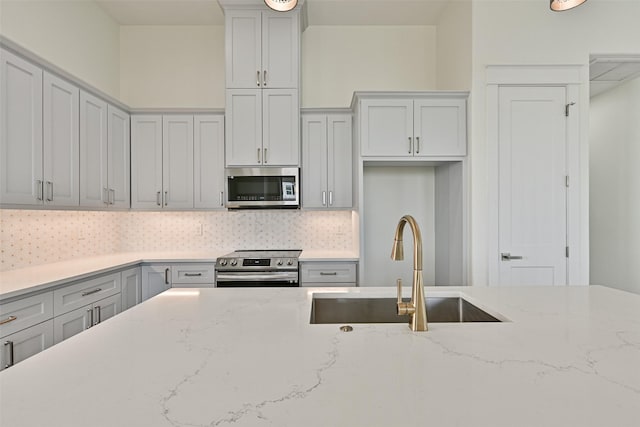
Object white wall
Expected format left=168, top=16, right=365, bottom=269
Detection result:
left=0, top=0, right=120, bottom=98
left=436, top=0, right=471, bottom=90
left=119, top=25, right=225, bottom=108
left=301, top=26, right=437, bottom=107
left=469, top=0, right=640, bottom=286
left=589, top=77, right=640, bottom=295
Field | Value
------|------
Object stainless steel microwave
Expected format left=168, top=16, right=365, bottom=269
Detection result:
left=225, top=167, right=299, bottom=209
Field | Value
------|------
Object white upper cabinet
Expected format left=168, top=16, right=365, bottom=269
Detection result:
left=225, top=88, right=299, bottom=167
left=302, top=112, right=352, bottom=209
left=360, top=94, right=467, bottom=158
left=79, top=91, right=109, bottom=207
left=107, top=105, right=130, bottom=209
left=225, top=9, right=299, bottom=89
left=131, top=114, right=195, bottom=210
left=0, top=48, right=44, bottom=205
left=194, top=115, right=225, bottom=209
left=131, top=115, right=163, bottom=209
left=163, top=115, right=194, bottom=209
left=43, top=72, right=80, bottom=207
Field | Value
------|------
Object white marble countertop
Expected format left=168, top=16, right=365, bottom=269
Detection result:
left=0, top=250, right=359, bottom=301
left=0, top=285, right=638, bottom=427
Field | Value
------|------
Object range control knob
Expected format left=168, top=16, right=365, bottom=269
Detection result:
left=276, top=259, right=283, bottom=266
left=287, top=259, right=294, bottom=266
left=219, top=259, right=228, bottom=266
left=230, top=259, right=238, bottom=266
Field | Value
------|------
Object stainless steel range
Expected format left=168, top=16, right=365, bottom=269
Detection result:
left=215, top=250, right=302, bottom=287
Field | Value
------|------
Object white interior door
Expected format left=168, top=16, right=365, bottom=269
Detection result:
left=498, top=86, right=567, bottom=286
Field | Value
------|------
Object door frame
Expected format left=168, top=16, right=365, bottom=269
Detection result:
left=486, top=65, right=587, bottom=286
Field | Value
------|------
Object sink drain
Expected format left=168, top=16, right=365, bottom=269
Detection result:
left=339, top=325, right=353, bottom=332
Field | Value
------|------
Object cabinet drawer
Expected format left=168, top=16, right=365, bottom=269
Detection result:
left=0, top=292, right=54, bottom=338
left=1, top=319, right=54, bottom=371
left=54, top=272, right=121, bottom=316
left=300, top=262, right=357, bottom=284
left=171, top=264, right=215, bottom=284
left=301, top=282, right=356, bottom=288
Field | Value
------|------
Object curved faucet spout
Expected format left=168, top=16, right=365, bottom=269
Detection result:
left=391, top=215, right=428, bottom=331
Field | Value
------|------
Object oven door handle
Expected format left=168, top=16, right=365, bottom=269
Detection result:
left=216, top=273, right=298, bottom=281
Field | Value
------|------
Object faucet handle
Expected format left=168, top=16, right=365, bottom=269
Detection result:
left=396, top=278, right=412, bottom=315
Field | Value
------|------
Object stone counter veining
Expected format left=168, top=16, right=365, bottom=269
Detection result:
left=0, top=285, right=638, bottom=427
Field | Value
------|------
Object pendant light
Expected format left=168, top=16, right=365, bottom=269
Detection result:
left=264, top=0, right=298, bottom=12
left=550, top=0, right=588, bottom=11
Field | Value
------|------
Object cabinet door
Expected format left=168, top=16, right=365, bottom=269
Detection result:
left=414, top=99, right=467, bottom=156
left=1, top=320, right=54, bottom=371
left=327, top=114, right=353, bottom=208
left=225, top=89, right=262, bottom=166
left=43, top=71, right=79, bottom=207
left=141, top=265, right=171, bottom=301
left=225, top=10, right=262, bottom=89
left=0, top=48, right=43, bottom=205
left=262, top=89, right=299, bottom=166
left=93, top=293, right=120, bottom=325
left=360, top=99, right=413, bottom=157
left=262, top=11, right=299, bottom=89
left=121, top=267, right=142, bottom=312
left=131, top=115, right=163, bottom=209
left=53, top=304, right=92, bottom=344
left=79, top=90, right=108, bottom=207
left=163, top=115, right=194, bottom=209
left=194, top=115, right=225, bottom=209
left=302, top=114, right=328, bottom=208
left=107, top=105, right=130, bottom=208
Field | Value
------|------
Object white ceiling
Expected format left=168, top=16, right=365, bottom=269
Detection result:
left=95, top=0, right=452, bottom=26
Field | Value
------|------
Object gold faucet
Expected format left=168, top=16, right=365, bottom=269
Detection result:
left=391, top=215, right=428, bottom=331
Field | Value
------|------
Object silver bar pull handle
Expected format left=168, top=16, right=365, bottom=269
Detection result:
left=322, top=191, right=326, bottom=206
left=257, top=148, right=261, bottom=163
left=184, top=273, right=202, bottom=277
left=46, top=181, right=53, bottom=202
left=103, top=188, right=109, bottom=205
left=156, top=191, right=161, bottom=206
left=86, top=308, right=93, bottom=329
left=220, top=191, right=224, bottom=207
left=94, top=306, right=101, bottom=325
left=263, top=147, right=267, bottom=163
left=408, top=137, right=412, bottom=153
left=36, top=180, right=43, bottom=201
left=165, top=268, right=170, bottom=285
left=257, top=70, right=261, bottom=87
left=319, top=272, right=338, bottom=276
left=81, top=288, right=102, bottom=297
left=109, top=189, right=115, bottom=205
left=501, top=253, right=523, bottom=261
left=263, top=70, right=267, bottom=86
left=329, top=191, right=333, bottom=206
left=4, top=341, right=14, bottom=368
left=0, top=316, right=17, bottom=326
left=164, top=191, right=168, bottom=206
left=416, top=136, right=420, bottom=154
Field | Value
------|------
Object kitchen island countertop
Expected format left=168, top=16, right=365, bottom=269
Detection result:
left=0, top=285, right=638, bottom=427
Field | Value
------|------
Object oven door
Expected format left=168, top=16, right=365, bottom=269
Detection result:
left=215, top=271, right=299, bottom=288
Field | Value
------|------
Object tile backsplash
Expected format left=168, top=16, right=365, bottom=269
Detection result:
left=0, top=209, right=355, bottom=271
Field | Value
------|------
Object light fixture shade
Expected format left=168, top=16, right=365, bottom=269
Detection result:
left=265, top=0, right=298, bottom=12
left=550, top=0, right=588, bottom=11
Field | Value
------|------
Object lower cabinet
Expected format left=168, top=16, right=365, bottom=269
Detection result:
left=141, top=265, right=172, bottom=301
left=171, top=263, right=215, bottom=288
left=121, top=267, right=142, bottom=312
left=300, top=262, right=358, bottom=287
left=1, top=319, right=54, bottom=371
left=53, top=293, right=121, bottom=344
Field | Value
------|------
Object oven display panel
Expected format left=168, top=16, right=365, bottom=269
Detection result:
left=242, top=258, right=271, bottom=267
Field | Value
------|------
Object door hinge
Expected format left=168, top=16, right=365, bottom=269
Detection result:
left=565, top=102, right=575, bottom=117
left=566, top=246, right=570, bottom=258
left=565, top=175, right=569, bottom=188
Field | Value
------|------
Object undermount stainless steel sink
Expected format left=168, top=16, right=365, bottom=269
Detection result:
left=310, top=296, right=501, bottom=324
